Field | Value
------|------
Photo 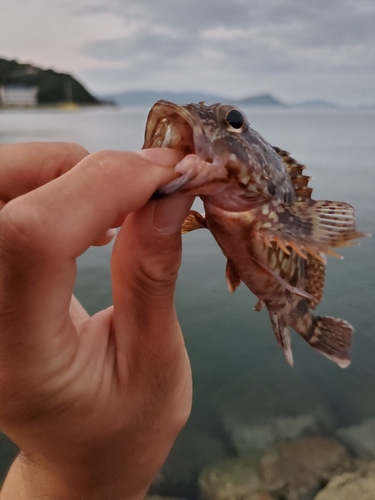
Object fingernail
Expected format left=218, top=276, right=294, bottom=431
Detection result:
left=153, top=195, right=193, bottom=235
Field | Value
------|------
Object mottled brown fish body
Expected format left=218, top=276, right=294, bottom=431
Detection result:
left=205, top=203, right=302, bottom=309
left=203, top=202, right=352, bottom=367
left=144, top=100, right=367, bottom=367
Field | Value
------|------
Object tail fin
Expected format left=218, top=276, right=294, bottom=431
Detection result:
left=301, top=315, right=353, bottom=368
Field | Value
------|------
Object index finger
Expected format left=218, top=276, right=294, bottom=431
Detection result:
left=0, top=142, right=89, bottom=203
left=0, top=148, right=184, bottom=259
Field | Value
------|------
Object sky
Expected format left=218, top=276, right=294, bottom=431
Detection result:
left=1, top=0, right=375, bottom=106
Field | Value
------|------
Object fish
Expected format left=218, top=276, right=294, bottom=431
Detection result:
left=143, top=100, right=368, bottom=367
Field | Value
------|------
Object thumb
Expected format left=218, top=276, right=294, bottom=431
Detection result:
left=111, top=194, right=194, bottom=363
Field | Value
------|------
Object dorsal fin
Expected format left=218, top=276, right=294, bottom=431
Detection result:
left=274, top=146, right=313, bottom=201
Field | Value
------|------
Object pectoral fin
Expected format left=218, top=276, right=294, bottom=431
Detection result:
left=255, top=200, right=368, bottom=261
left=226, top=260, right=241, bottom=293
left=181, top=210, right=207, bottom=234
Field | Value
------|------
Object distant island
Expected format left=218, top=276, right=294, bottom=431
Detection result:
left=0, top=57, right=104, bottom=106
left=98, top=90, right=288, bottom=108
left=99, top=89, right=347, bottom=109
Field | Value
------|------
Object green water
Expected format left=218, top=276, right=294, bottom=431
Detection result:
left=0, top=107, right=374, bottom=491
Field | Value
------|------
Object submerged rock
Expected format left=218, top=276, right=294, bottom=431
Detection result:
left=337, top=418, right=375, bottom=460
left=314, top=462, right=375, bottom=500
left=274, top=415, right=321, bottom=441
left=259, top=437, right=354, bottom=500
left=223, top=416, right=276, bottom=454
left=199, top=454, right=264, bottom=500
left=222, top=409, right=335, bottom=454
left=198, top=436, right=355, bottom=500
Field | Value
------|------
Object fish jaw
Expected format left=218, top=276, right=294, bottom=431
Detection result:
left=144, top=100, right=213, bottom=160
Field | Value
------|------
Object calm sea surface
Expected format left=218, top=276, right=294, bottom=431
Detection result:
left=0, top=107, right=374, bottom=487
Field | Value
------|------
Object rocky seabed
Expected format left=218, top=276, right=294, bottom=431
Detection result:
left=148, top=415, right=375, bottom=500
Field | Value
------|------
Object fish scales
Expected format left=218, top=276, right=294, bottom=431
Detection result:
left=143, top=100, right=368, bottom=367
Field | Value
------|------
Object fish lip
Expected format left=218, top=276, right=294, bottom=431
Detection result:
left=143, top=99, right=212, bottom=160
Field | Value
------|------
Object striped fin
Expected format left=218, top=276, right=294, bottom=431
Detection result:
left=306, top=255, right=326, bottom=308
left=300, top=315, right=353, bottom=368
left=255, top=200, right=368, bottom=260
left=268, top=311, right=294, bottom=367
left=274, top=147, right=313, bottom=201
left=181, top=210, right=207, bottom=234
left=251, top=255, right=316, bottom=301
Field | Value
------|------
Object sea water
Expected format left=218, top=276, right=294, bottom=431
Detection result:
left=0, top=107, right=374, bottom=489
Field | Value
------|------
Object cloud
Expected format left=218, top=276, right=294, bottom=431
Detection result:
left=79, top=0, right=375, bottom=76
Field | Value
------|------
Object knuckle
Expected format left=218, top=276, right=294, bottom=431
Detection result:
left=135, top=251, right=181, bottom=297
left=65, top=142, right=88, bottom=157
left=0, top=200, right=44, bottom=257
left=59, top=142, right=89, bottom=167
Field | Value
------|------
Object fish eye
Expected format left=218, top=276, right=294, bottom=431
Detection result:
left=225, top=109, right=246, bottom=131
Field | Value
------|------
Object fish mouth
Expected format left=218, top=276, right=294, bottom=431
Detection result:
left=143, top=99, right=213, bottom=162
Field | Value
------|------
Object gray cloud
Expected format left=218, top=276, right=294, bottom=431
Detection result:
left=75, top=0, right=251, bottom=31
left=76, top=0, right=375, bottom=104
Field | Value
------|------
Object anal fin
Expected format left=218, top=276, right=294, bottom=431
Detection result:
left=268, top=311, right=294, bottom=367
left=182, top=210, right=207, bottom=234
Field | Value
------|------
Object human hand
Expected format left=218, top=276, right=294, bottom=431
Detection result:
left=0, top=143, right=193, bottom=500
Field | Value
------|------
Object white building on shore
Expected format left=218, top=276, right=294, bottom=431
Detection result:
left=0, top=85, right=38, bottom=107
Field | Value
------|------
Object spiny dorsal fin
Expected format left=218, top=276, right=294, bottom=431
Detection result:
left=226, top=260, right=241, bottom=293
left=181, top=210, right=207, bottom=234
left=274, top=146, right=313, bottom=201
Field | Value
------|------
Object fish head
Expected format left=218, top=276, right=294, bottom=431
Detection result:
left=144, top=100, right=295, bottom=210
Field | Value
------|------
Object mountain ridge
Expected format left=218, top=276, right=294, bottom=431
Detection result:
left=99, top=90, right=349, bottom=109
left=99, top=90, right=288, bottom=107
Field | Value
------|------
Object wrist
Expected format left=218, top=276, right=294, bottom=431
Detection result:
left=0, top=453, right=147, bottom=500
